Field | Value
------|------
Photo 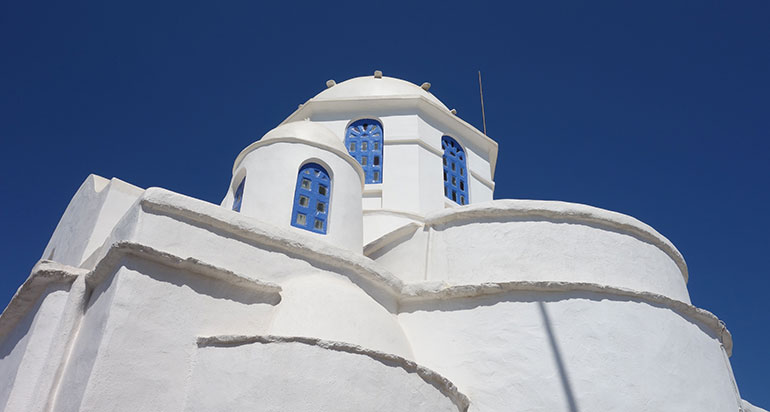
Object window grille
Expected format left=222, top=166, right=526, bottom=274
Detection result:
left=346, top=119, right=383, bottom=183
left=291, top=163, right=330, bottom=234
left=442, top=136, right=468, bottom=205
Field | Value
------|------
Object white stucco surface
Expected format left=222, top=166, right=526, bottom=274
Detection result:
left=187, top=336, right=466, bottom=412
left=269, top=274, right=413, bottom=359
left=42, top=175, right=143, bottom=267
left=399, top=295, right=739, bottom=412
left=369, top=199, right=690, bottom=303
left=0, top=283, right=70, bottom=411
left=310, top=113, right=495, bottom=218
left=54, top=259, right=278, bottom=412
left=230, top=138, right=364, bottom=252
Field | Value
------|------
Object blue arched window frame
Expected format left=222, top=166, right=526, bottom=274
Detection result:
left=232, top=177, right=245, bottom=212
left=442, top=136, right=468, bottom=205
left=345, top=119, right=383, bottom=184
left=290, top=162, right=331, bottom=234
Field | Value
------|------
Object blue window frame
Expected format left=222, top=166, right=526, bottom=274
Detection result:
left=291, top=163, right=330, bottom=234
left=232, top=178, right=245, bottom=212
left=442, top=136, right=468, bottom=205
left=346, top=119, right=383, bottom=184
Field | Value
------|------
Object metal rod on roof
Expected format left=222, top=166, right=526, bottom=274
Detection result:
left=478, top=70, right=488, bottom=136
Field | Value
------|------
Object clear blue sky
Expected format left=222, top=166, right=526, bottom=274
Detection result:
left=1, top=0, right=768, bottom=406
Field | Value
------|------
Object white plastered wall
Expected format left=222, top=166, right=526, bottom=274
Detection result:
left=268, top=273, right=413, bottom=358
left=42, top=175, right=144, bottom=267
left=311, top=113, right=495, bottom=246
left=398, top=294, right=740, bottom=412
left=94, top=189, right=413, bottom=359
left=0, top=182, right=746, bottom=412
left=0, top=283, right=73, bottom=411
left=313, top=115, right=493, bottom=214
left=369, top=200, right=690, bottom=303
left=53, top=259, right=278, bottom=412
left=230, top=141, right=363, bottom=252
left=185, top=339, right=459, bottom=412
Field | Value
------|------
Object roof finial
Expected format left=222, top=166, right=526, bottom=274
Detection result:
left=421, top=82, right=431, bottom=91
left=374, top=70, right=383, bottom=79
left=326, top=79, right=336, bottom=88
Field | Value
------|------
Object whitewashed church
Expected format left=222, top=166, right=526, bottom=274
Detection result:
left=0, top=72, right=765, bottom=412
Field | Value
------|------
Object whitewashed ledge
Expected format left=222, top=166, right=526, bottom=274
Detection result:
left=197, top=334, right=471, bottom=412
left=0, top=261, right=87, bottom=339
left=400, top=279, right=732, bottom=355
left=85, top=241, right=282, bottom=297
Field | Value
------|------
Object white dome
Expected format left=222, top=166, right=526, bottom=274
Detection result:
left=260, top=120, right=346, bottom=153
left=312, top=76, right=449, bottom=110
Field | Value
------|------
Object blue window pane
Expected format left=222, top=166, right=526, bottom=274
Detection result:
left=232, top=178, right=245, bottom=212
left=291, top=163, right=330, bottom=234
left=346, top=119, right=383, bottom=184
left=442, top=136, right=468, bottom=205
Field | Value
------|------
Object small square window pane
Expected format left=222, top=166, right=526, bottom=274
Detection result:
left=451, top=162, right=455, bottom=171
left=460, top=196, right=465, bottom=204
left=362, top=142, right=368, bottom=151
left=452, top=176, right=456, bottom=186
left=444, top=186, right=447, bottom=196
left=361, top=157, right=367, bottom=165
left=318, top=185, right=327, bottom=196
left=314, top=220, right=324, bottom=230
left=460, top=181, right=464, bottom=190
left=316, top=202, right=326, bottom=213
left=373, top=156, right=380, bottom=165
left=443, top=157, right=447, bottom=165
left=301, top=178, right=311, bottom=189
left=460, top=168, right=464, bottom=176
left=452, top=191, right=457, bottom=201
left=374, top=142, right=379, bottom=150
left=373, top=171, right=380, bottom=181
left=443, top=171, right=447, bottom=181
left=349, top=142, right=356, bottom=151
left=299, top=195, right=309, bottom=207
left=296, top=213, right=306, bottom=225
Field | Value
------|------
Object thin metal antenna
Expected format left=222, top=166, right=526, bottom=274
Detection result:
left=478, top=70, right=487, bottom=135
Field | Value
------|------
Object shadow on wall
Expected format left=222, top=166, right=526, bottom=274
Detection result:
left=538, top=301, right=580, bottom=412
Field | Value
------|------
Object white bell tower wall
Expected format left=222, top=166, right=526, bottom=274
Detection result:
left=223, top=123, right=365, bottom=253
left=292, top=111, right=497, bottom=245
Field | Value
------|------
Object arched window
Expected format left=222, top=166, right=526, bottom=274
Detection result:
left=442, top=136, right=468, bottom=205
left=291, top=163, right=330, bottom=234
left=232, top=178, right=245, bottom=212
left=346, top=119, right=383, bottom=184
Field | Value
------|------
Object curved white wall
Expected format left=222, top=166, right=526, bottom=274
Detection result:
left=232, top=142, right=363, bottom=252
left=186, top=337, right=464, bottom=412
left=369, top=200, right=690, bottom=303
left=269, top=272, right=414, bottom=359
left=399, top=294, right=739, bottom=412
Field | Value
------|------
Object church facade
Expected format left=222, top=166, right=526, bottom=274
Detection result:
left=0, top=73, right=763, bottom=411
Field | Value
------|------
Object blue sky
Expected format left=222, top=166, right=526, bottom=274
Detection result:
left=1, top=0, right=768, bottom=406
